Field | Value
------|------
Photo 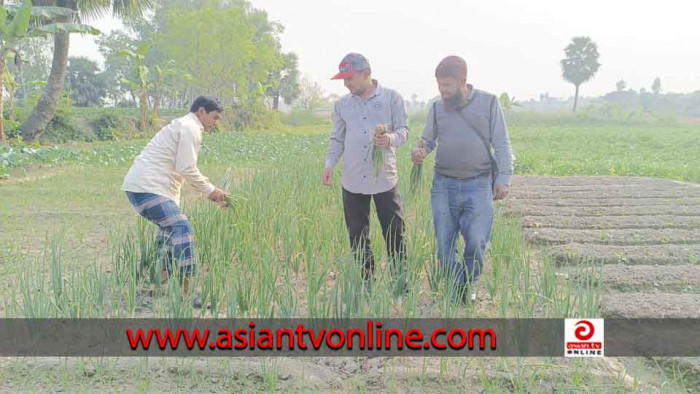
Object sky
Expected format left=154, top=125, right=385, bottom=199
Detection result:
left=69, top=0, right=700, bottom=102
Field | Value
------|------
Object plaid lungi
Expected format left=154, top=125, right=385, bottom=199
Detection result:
left=125, top=192, right=196, bottom=276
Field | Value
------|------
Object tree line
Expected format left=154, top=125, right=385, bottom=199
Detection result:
left=1, top=0, right=304, bottom=141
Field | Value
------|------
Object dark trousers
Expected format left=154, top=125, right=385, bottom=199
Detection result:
left=342, top=186, right=406, bottom=281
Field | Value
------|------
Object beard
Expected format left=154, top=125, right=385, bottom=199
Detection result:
left=447, top=89, right=465, bottom=107
left=443, top=88, right=466, bottom=110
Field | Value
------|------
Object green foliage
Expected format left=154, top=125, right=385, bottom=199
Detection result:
left=67, top=57, right=106, bottom=107
left=42, top=111, right=93, bottom=143
left=499, top=93, right=519, bottom=112
left=92, top=111, right=122, bottom=131
left=409, top=109, right=430, bottom=127
left=280, top=108, right=329, bottom=127
left=92, top=111, right=125, bottom=141
left=12, top=90, right=40, bottom=122
left=117, top=41, right=152, bottom=91
left=616, top=79, right=627, bottom=92
left=371, top=125, right=386, bottom=178
left=561, top=36, right=600, bottom=111
left=0, top=0, right=99, bottom=41
left=409, top=114, right=699, bottom=182
left=28, top=22, right=100, bottom=37
left=296, top=76, right=327, bottom=111
left=8, top=37, right=52, bottom=94
left=156, top=4, right=266, bottom=99
left=117, top=41, right=153, bottom=132
left=570, top=102, right=677, bottom=126
left=409, top=162, right=423, bottom=196
left=8, top=0, right=32, bottom=39
left=96, top=30, right=138, bottom=106
left=226, top=102, right=282, bottom=131
left=37, top=95, right=93, bottom=143
left=95, top=126, right=117, bottom=141
left=117, top=100, right=137, bottom=108
left=93, top=2, right=310, bottom=130
left=561, top=36, right=601, bottom=86
left=0, top=0, right=100, bottom=141
left=152, top=1, right=286, bottom=128
left=267, top=52, right=300, bottom=108
left=4, top=119, right=21, bottom=139
left=652, top=77, right=662, bottom=95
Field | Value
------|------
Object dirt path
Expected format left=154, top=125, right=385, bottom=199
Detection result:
left=507, top=175, right=700, bottom=385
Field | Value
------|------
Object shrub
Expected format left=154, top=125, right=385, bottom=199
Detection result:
left=225, top=103, right=282, bottom=132
left=4, top=120, right=21, bottom=140
left=92, top=112, right=123, bottom=141
left=41, top=111, right=95, bottom=143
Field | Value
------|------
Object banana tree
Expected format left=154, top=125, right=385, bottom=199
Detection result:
left=0, top=0, right=34, bottom=140
left=3, top=63, right=45, bottom=122
left=498, top=92, right=520, bottom=113
left=0, top=0, right=99, bottom=141
left=152, top=60, right=191, bottom=120
left=118, top=42, right=151, bottom=132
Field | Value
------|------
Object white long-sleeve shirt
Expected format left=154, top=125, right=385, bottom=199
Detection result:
left=122, top=112, right=216, bottom=205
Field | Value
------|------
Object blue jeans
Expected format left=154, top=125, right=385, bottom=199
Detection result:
left=431, top=172, right=494, bottom=291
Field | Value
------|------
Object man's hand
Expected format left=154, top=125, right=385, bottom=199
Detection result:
left=493, top=184, right=509, bottom=200
left=411, top=140, right=427, bottom=164
left=322, top=167, right=334, bottom=187
left=208, top=188, right=228, bottom=206
left=372, top=124, right=390, bottom=147
left=373, top=132, right=390, bottom=147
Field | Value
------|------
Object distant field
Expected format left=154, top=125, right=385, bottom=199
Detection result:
left=3, top=118, right=698, bottom=182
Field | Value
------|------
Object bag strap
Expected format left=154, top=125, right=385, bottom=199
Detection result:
left=432, top=101, right=438, bottom=135
left=455, top=95, right=499, bottom=183
left=433, top=96, right=499, bottom=185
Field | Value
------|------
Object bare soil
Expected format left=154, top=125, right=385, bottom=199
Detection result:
left=526, top=228, right=700, bottom=246
left=504, top=204, right=700, bottom=217
left=510, top=175, right=699, bottom=188
left=507, top=175, right=700, bottom=387
left=524, top=215, right=700, bottom=230
left=508, top=197, right=699, bottom=207
left=543, top=243, right=700, bottom=266
left=569, top=264, right=700, bottom=292
left=601, top=292, right=700, bottom=318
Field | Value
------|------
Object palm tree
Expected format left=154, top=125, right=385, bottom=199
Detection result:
left=67, top=57, right=106, bottom=106
left=652, top=77, right=662, bottom=96
left=561, top=36, right=600, bottom=112
left=20, top=0, right=152, bottom=142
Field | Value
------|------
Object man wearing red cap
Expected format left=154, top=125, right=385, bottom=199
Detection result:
left=323, top=53, right=409, bottom=293
left=412, top=56, right=514, bottom=304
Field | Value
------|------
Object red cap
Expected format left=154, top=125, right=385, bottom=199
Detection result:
left=331, top=62, right=360, bottom=80
left=331, top=53, right=370, bottom=80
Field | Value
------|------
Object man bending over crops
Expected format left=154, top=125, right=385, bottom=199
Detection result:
left=411, top=56, right=514, bottom=304
left=323, top=53, right=409, bottom=292
left=122, top=96, right=228, bottom=308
